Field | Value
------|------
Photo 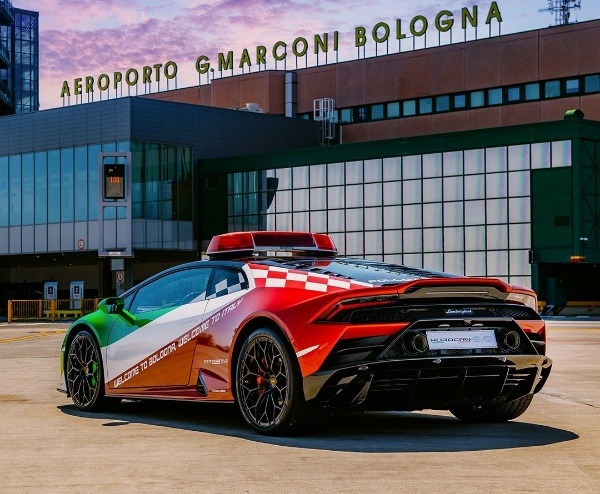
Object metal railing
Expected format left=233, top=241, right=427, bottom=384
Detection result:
left=7, top=299, right=100, bottom=323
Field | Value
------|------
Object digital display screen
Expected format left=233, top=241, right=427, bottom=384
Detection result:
left=104, top=164, right=125, bottom=199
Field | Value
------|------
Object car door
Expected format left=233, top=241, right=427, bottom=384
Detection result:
left=192, top=267, right=250, bottom=392
left=106, top=267, right=212, bottom=389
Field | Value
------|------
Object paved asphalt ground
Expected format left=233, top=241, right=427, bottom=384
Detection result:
left=0, top=320, right=598, bottom=493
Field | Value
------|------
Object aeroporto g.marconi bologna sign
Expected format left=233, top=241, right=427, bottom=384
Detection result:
left=59, top=2, right=503, bottom=99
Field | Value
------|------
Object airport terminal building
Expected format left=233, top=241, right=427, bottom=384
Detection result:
left=1, top=9, right=600, bottom=309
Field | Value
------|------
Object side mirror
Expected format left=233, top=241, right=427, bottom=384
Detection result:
left=99, top=297, right=125, bottom=315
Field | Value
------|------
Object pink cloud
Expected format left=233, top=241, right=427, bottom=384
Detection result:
left=20, top=0, right=600, bottom=109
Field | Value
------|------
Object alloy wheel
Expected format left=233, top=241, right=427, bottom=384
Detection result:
left=66, top=333, right=101, bottom=409
left=239, top=335, right=290, bottom=428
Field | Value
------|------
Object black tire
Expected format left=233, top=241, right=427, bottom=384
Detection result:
left=235, top=328, right=327, bottom=435
left=450, top=394, right=534, bottom=423
left=66, top=330, right=116, bottom=412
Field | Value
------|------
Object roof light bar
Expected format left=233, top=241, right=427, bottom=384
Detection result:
left=207, top=231, right=338, bottom=258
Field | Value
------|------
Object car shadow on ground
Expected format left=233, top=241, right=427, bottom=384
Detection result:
left=58, top=400, right=578, bottom=453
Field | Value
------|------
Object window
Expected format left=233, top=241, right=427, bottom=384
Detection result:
left=507, top=86, right=521, bottom=102
left=470, top=91, right=485, bottom=108
left=342, top=184, right=364, bottom=208
left=60, top=148, right=74, bottom=222
left=34, top=152, right=47, bottom=224
left=9, top=155, right=22, bottom=227
left=207, top=269, right=248, bottom=299
left=293, top=166, right=309, bottom=188
left=419, top=98, right=433, bottom=114
left=403, top=100, right=416, bottom=116
left=435, top=95, right=450, bottom=112
left=87, top=145, right=100, bottom=221
left=21, top=154, right=34, bottom=225
left=129, top=268, right=212, bottom=314
left=454, top=94, right=466, bottom=109
left=0, top=157, right=8, bottom=227
left=74, top=147, right=88, bottom=221
left=488, top=88, right=503, bottom=105
left=565, top=79, right=579, bottom=94
left=340, top=108, right=353, bottom=123
left=319, top=73, right=600, bottom=125
left=525, top=83, right=540, bottom=101
left=544, top=80, right=560, bottom=98
left=371, top=104, right=384, bottom=120
left=387, top=102, right=400, bottom=118
left=585, top=75, right=600, bottom=93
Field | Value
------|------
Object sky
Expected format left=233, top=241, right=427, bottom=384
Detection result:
left=13, top=0, right=600, bottom=110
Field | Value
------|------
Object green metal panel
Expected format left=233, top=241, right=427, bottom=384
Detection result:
left=198, top=173, right=228, bottom=245
left=579, top=139, right=600, bottom=263
left=531, top=167, right=573, bottom=263
left=200, top=119, right=600, bottom=176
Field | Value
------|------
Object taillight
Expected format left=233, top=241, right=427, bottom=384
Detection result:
left=507, top=291, right=538, bottom=312
left=319, top=294, right=399, bottom=321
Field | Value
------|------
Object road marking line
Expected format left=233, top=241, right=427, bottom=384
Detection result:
left=0, top=330, right=66, bottom=344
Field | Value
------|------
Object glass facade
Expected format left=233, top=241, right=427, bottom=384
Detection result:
left=227, top=140, right=572, bottom=288
left=0, top=140, right=193, bottom=254
left=0, top=6, right=38, bottom=114
left=0, top=0, right=12, bottom=112
left=13, top=9, right=38, bottom=113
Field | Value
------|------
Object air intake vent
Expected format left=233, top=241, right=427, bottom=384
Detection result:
left=196, top=372, right=208, bottom=397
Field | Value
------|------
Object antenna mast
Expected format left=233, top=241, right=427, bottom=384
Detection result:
left=540, top=0, right=582, bottom=26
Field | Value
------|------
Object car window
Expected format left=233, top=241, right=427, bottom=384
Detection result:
left=129, top=268, right=212, bottom=315
left=122, top=291, right=135, bottom=311
left=206, top=268, right=248, bottom=300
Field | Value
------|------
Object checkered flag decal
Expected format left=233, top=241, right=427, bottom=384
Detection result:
left=207, top=271, right=248, bottom=300
left=250, top=264, right=372, bottom=293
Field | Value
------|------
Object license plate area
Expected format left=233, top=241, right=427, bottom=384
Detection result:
left=426, top=329, right=498, bottom=350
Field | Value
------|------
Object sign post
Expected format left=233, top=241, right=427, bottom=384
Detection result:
left=98, top=152, right=133, bottom=258
left=98, top=152, right=133, bottom=296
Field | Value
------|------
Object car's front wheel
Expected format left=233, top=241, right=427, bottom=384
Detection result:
left=66, top=330, right=113, bottom=411
left=235, top=328, right=326, bottom=435
left=450, top=394, right=534, bottom=423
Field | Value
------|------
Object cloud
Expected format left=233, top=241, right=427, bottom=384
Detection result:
left=22, top=0, right=600, bottom=109
left=40, top=0, right=356, bottom=98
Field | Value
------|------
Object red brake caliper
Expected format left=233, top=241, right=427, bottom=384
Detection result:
left=256, top=358, right=267, bottom=394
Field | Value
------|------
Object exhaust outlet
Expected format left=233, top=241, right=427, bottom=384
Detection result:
left=403, top=332, right=429, bottom=354
left=503, top=330, right=521, bottom=351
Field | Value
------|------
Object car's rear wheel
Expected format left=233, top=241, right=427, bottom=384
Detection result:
left=66, top=330, right=113, bottom=411
left=235, top=328, right=326, bottom=435
left=450, top=394, right=534, bottom=422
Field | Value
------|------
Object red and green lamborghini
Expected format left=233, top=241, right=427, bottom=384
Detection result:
left=59, top=231, right=552, bottom=435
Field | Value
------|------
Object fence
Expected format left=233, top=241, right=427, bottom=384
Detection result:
left=7, top=299, right=99, bottom=323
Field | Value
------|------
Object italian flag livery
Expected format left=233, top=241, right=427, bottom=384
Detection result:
left=60, top=232, right=552, bottom=435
